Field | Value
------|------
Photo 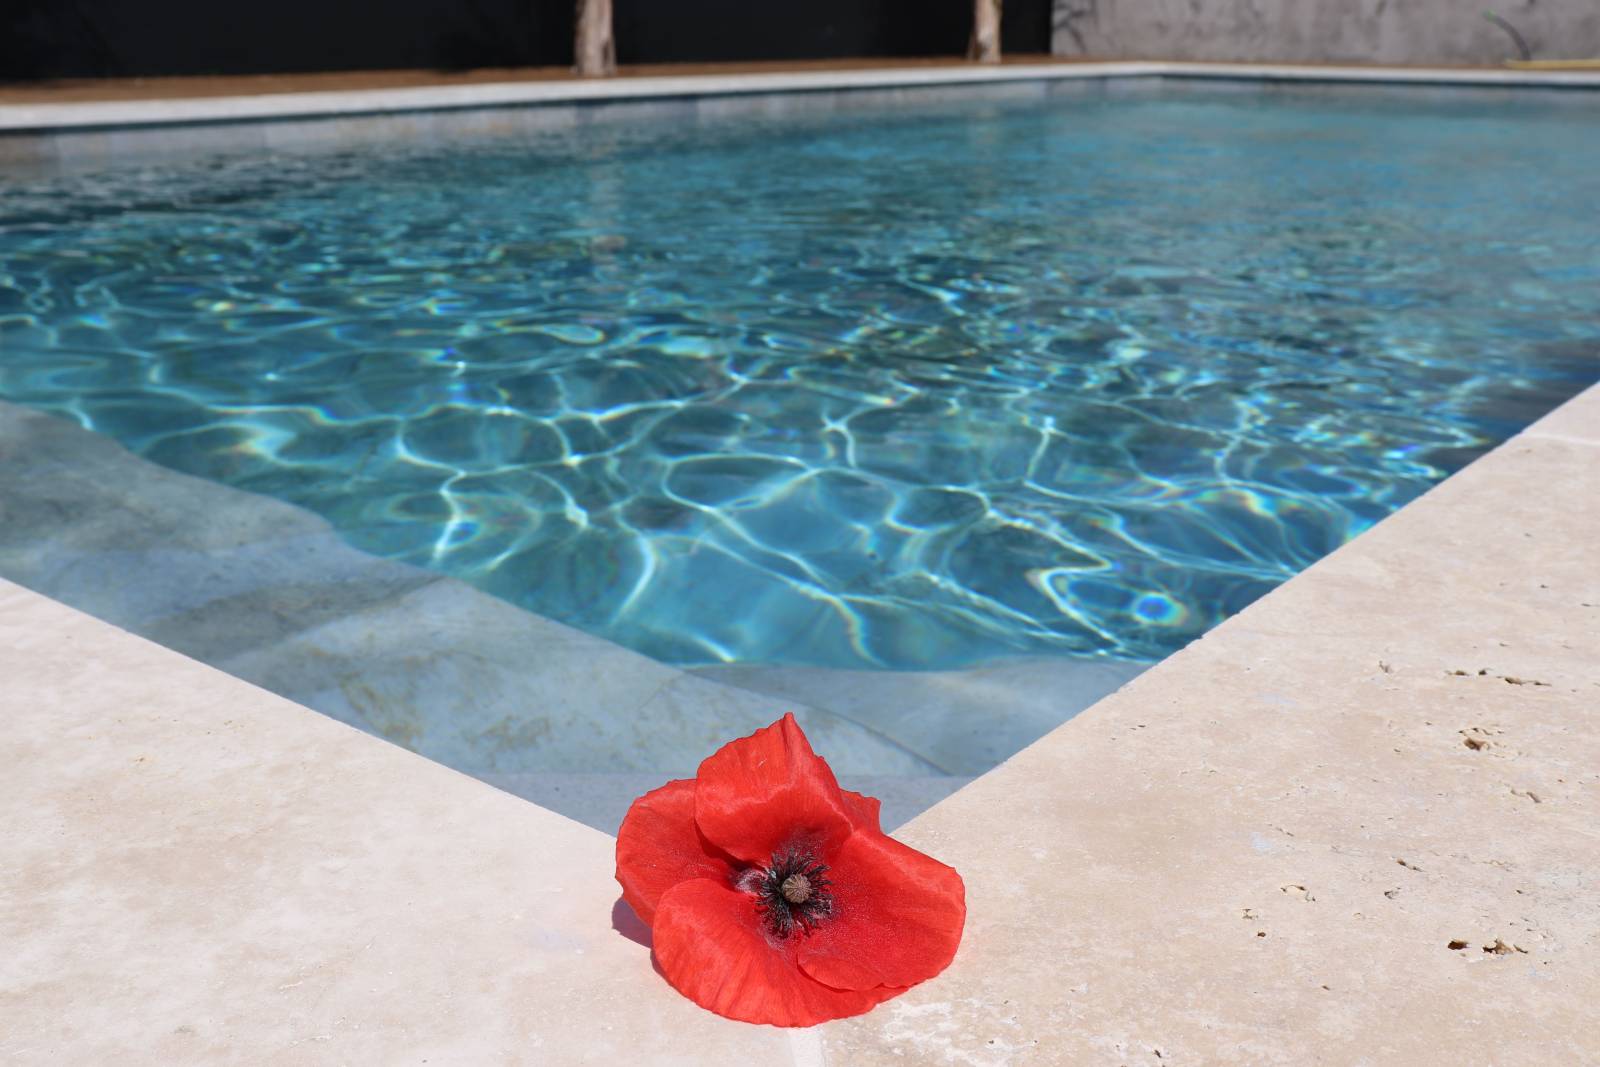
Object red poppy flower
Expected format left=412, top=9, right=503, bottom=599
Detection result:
left=615, top=713, right=966, bottom=1026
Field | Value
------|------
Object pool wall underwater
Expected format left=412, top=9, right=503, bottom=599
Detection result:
left=2, top=65, right=1598, bottom=1064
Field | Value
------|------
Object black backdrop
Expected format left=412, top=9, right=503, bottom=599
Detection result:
left=4, top=0, right=1052, bottom=80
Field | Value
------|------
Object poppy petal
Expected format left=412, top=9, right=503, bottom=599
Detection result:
left=652, top=877, right=901, bottom=1026
left=615, top=778, right=732, bottom=926
left=841, top=789, right=882, bottom=832
left=797, top=829, right=966, bottom=991
left=693, top=713, right=855, bottom=865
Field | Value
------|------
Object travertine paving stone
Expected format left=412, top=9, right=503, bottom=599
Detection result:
left=819, top=387, right=1600, bottom=1065
left=0, top=582, right=793, bottom=1064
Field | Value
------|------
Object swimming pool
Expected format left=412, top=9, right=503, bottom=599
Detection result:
left=1, top=85, right=1596, bottom=676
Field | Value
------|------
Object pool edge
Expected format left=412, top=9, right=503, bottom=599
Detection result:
left=1, top=60, right=1597, bottom=135
left=4, top=380, right=1596, bottom=1061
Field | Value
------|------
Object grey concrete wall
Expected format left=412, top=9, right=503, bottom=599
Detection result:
left=1052, top=0, right=1600, bottom=65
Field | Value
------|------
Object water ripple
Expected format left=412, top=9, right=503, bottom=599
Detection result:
left=1, top=90, right=1596, bottom=668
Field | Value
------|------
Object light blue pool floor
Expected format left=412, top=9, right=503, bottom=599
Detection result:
left=1, top=87, right=1597, bottom=827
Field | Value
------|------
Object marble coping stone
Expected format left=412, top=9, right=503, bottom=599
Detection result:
left=2, top=379, right=1597, bottom=1065
left=1, top=61, right=1598, bottom=134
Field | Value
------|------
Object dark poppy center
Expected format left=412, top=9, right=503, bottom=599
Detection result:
left=750, top=848, right=834, bottom=938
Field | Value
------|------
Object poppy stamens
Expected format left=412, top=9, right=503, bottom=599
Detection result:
left=751, top=848, right=833, bottom=938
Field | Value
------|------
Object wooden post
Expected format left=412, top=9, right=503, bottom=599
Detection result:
left=967, top=0, right=1002, bottom=63
left=575, top=0, right=616, bottom=77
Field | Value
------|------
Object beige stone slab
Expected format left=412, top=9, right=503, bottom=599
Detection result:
left=0, top=582, right=787, bottom=1064
left=1525, top=381, right=1600, bottom=445
left=818, top=430, right=1599, bottom=1064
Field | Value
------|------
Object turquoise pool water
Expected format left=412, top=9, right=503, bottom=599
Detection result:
left=1, top=87, right=1596, bottom=670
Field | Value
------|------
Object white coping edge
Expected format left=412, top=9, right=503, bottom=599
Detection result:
left=3, top=60, right=1598, bottom=134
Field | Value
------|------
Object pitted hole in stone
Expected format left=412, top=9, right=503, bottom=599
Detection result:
left=1447, top=940, right=1469, bottom=950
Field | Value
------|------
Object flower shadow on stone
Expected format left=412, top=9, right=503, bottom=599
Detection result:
left=610, top=897, right=652, bottom=949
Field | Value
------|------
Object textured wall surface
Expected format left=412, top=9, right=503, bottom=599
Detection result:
left=1052, top=0, right=1600, bottom=65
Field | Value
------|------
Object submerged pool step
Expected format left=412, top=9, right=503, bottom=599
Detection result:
left=693, top=655, right=1148, bottom=775
left=479, top=771, right=973, bottom=836
left=0, top=402, right=937, bottom=824
left=0, top=400, right=1142, bottom=833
